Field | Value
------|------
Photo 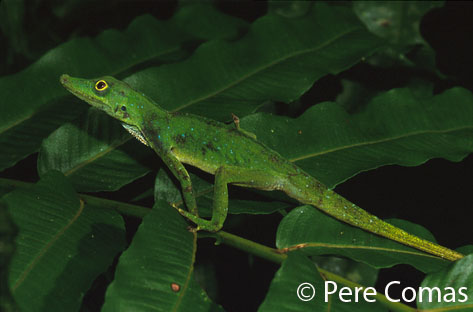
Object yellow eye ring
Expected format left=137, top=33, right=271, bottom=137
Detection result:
left=95, top=80, right=108, bottom=91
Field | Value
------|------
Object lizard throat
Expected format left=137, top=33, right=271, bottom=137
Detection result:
left=122, top=123, right=149, bottom=146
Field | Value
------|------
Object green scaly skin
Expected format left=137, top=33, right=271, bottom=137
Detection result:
left=60, top=74, right=463, bottom=261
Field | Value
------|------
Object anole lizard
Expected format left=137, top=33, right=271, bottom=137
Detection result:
left=60, top=74, right=463, bottom=261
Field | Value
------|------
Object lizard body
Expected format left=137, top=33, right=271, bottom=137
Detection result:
left=60, top=74, right=463, bottom=261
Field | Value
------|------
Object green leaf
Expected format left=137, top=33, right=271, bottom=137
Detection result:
left=171, top=3, right=248, bottom=41
left=268, top=1, right=313, bottom=18
left=276, top=206, right=450, bottom=273
left=102, top=200, right=222, bottom=311
left=418, top=254, right=473, bottom=310
left=3, top=171, right=126, bottom=312
left=124, top=2, right=383, bottom=120
left=314, top=255, right=379, bottom=288
left=0, top=99, right=87, bottom=173
left=0, top=4, right=244, bottom=172
left=259, top=253, right=388, bottom=311
left=353, top=1, right=444, bottom=71
left=354, top=1, right=443, bottom=45
left=242, top=87, right=473, bottom=188
left=37, top=108, right=152, bottom=192
left=258, top=253, right=328, bottom=311
left=154, top=169, right=186, bottom=204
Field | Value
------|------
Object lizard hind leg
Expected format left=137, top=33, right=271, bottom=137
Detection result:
left=178, top=166, right=282, bottom=232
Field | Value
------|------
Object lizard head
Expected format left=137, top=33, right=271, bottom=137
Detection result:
left=60, top=74, right=150, bottom=127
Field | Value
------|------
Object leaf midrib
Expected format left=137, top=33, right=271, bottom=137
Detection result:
left=171, top=25, right=364, bottom=112
left=12, top=199, right=85, bottom=292
left=281, top=242, right=444, bottom=259
left=289, top=125, right=473, bottom=162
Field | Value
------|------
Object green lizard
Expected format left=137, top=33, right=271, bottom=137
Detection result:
left=59, top=74, right=463, bottom=261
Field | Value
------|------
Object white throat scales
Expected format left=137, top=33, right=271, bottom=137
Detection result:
left=122, top=123, right=148, bottom=146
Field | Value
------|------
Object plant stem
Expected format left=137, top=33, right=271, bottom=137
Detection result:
left=204, top=231, right=287, bottom=264
left=0, top=177, right=150, bottom=218
left=80, top=193, right=150, bottom=218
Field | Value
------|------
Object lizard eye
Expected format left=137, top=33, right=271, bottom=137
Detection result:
left=95, top=80, right=108, bottom=91
left=121, top=106, right=126, bottom=111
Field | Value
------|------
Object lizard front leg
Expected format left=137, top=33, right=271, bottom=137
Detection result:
left=160, top=151, right=198, bottom=216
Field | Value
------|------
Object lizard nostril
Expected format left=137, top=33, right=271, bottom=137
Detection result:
left=60, top=74, right=69, bottom=84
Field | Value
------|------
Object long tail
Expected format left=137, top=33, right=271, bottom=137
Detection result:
left=286, top=175, right=463, bottom=261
